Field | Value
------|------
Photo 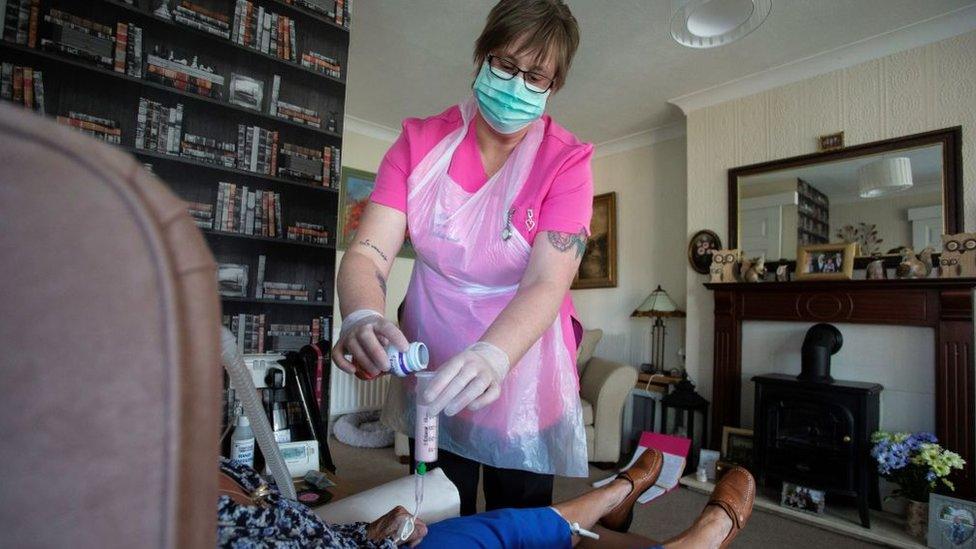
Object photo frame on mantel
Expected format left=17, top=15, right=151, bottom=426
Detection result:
left=573, top=192, right=617, bottom=289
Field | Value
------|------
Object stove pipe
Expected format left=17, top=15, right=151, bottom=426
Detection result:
left=798, top=323, right=843, bottom=383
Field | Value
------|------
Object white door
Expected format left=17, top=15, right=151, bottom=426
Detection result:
left=740, top=206, right=782, bottom=259
left=908, top=205, right=943, bottom=252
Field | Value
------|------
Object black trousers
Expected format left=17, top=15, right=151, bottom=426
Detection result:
left=409, top=439, right=554, bottom=516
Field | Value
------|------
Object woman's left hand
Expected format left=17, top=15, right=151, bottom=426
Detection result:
left=423, top=341, right=511, bottom=416
left=366, top=506, right=427, bottom=547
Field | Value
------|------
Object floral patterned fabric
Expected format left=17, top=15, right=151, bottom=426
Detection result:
left=217, top=458, right=396, bottom=548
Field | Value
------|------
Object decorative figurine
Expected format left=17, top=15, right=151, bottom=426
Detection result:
left=865, top=256, right=887, bottom=280
left=942, top=233, right=976, bottom=277
left=740, top=255, right=767, bottom=283
left=153, top=1, right=173, bottom=20
left=775, top=263, right=790, bottom=282
left=708, top=249, right=739, bottom=283
left=315, top=278, right=327, bottom=302
left=939, top=251, right=962, bottom=278
left=895, top=247, right=934, bottom=279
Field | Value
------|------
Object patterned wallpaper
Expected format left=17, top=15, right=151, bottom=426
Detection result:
left=683, top=31, right=976, bottom=401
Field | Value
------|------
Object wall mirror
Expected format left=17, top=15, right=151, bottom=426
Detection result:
left=728, top=127, right=963, bottom=265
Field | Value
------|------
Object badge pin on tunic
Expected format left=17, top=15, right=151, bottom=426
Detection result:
left=502, top=207, right=515, bottom=241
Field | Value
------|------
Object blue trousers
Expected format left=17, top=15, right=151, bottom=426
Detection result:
left=416, top=507, right=663, bottom=549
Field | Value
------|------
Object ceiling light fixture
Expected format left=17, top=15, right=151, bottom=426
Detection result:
left=858, top=157, right=914, bottom=198
left=670, top=0, right=772, bottom=49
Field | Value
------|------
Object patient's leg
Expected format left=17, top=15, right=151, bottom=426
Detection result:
left=551, top=478, right=632, bottom=533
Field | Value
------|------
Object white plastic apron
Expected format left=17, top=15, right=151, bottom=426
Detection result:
left=380, top=96, right=588, bottom=477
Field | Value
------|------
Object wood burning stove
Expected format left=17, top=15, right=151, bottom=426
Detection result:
left=752, top=323, right=882, bottom=528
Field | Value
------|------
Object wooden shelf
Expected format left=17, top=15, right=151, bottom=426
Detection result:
left=102, top=0, right=347, bottom=87
left=204, top=229, right=335, bottom=250
left=128, top=147, right=338, bottom=193
left=221, top=296, right=333, bottom=308
left=0, top=42, right=343, bottom=141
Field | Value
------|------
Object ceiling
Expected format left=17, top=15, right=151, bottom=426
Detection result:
left=741, top=144, right=944, bottom=202
left=345, top=0, right=975, bottom=144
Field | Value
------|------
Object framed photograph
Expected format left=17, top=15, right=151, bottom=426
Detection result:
left=796, top=242, right=856, bottom=280
left=781, top=482, right=826, bottom=515
left=338, top=167, right=413, bottom=258
left=229, top=73, right=264, bottom=111
left=928, top=493, right=976, bottom=548
left=688, top=229, right=722, bottom=275
left=573, top=191, right=617, bottom=289
left=721, top=427, right=754, bottom=467
left=698, top=449, right=721, bottom=481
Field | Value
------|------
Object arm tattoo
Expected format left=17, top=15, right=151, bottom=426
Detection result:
left=547, top=229, right=588, bottom=259
left=375, top=270, right=387, bottom=295
left=358, top=238, right=389, bottom=262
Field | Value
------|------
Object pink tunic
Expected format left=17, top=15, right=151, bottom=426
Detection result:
left=370, top=104, right=594, bottom=358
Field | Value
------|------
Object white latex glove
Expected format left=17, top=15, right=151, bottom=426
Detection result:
left=422, top=341, right=511, bottom=416
left=332, top=309, right=409, bottom=380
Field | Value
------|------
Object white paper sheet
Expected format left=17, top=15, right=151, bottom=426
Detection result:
left=591, top=446, right=685, bottom=504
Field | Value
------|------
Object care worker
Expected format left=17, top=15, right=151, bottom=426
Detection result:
left=333, top=0, right=593, bottom=515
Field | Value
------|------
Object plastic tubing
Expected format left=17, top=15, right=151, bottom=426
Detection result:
left=220, top=327, right=297, bottom=500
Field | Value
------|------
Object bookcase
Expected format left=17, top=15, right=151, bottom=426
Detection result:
left=797, top=178, right=829, bottom=246
left=0, top=0, right=349, bottom=356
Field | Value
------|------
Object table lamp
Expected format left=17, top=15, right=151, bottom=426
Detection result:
left=631, top=285, right=685, bottom=374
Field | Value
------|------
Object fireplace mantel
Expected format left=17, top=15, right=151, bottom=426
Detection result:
left=704, top=278, right=976, bottom=497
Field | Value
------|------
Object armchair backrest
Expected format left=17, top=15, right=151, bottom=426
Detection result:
left=0, top=104, right=221, bottom=548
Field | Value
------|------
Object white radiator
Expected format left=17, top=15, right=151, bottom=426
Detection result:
left=329, top=364, right=389, bottom=416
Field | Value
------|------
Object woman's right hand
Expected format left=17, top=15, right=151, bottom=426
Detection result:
left=332, top=309, right=410, bottom=380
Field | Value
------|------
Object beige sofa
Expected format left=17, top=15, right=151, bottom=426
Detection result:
left=393, top=328, right=637, bottom=465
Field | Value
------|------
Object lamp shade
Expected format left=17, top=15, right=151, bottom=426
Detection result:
left=632, top=285, right=686, bottom=318
left=671, top=0, right=772, bottom=49
left=858, top=157, right=913, bottom=198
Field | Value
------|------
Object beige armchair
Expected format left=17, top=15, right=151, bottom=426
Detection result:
left=393, top=328, right=637, bottom=465
left=576, top=329, right=638, bottom=465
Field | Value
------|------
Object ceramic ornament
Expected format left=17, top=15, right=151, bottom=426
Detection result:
left=942, top=233, right=976, bottom=277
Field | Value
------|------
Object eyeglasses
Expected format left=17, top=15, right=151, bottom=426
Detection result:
left=486, top=54, right=554, bottom=94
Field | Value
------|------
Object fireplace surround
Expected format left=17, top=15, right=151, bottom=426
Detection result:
left=705, top=278, right=976, bottom=498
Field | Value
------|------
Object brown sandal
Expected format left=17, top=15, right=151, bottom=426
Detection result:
left=598, top=448, right=664, bottom=532
left=706, top=466, right=755, bottom=548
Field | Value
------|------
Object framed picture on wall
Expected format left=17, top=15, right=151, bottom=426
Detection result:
left=573, top=191, right=617, bottom=289
left=338, top=168, right=414, bottom=258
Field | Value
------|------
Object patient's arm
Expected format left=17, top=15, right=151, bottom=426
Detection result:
left=366, top=506, right=427, bottom=547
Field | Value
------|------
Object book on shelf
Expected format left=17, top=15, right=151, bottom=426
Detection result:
left=2, top=0, right=40, bottom=47
left=111, top=21, right=144, bottom=77
left=215, top=182, right=282, bottom=237
left=186, top=201, right=214, bottom=229
left=136, top=97, right=184, bottom=155
left=261, top=280, right=309, bottom=301
left=41, top=8, right=114, bottom=69
left=232, top=1, right=297, bottom=62
left=1, top=62, right=43, bottom=113
left=300, top=50, right=341, bottom=79
left=592, top=432, right=690, bottom=503
left=173, top=1, right=231, bottom=40
left=254, top=254, right=267, bottom=298
left=181, top=132, right=236, bottom=168
left=57, top=111, right=120, bottom=144
left=224, top=313, right=265, bottom=354
left=236, top=124, right=279, bottom=175
left=286, top=222, right=329, bottom=245
left=146, top=48, right=225, bottom=100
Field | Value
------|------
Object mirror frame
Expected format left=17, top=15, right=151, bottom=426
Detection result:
left=728, top=126, right=963, bottom=268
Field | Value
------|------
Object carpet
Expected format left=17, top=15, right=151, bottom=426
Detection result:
left=329, top=439, right=880, bottom=547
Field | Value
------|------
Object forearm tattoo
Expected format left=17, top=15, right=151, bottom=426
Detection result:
left=358, top=238, right=389, bottom=262
left=547, top=229, right=588, bottom=259
left=375, top=270, right=387, bottom=295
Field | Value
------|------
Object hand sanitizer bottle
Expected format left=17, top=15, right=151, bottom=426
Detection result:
left=230, top=414, right=255, bottom=468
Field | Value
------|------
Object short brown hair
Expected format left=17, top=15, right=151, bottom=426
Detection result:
left=473, top=0, right=580, bottom=91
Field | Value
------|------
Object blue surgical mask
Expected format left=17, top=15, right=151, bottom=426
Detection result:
left=473, top=61, right=549, bottom=134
